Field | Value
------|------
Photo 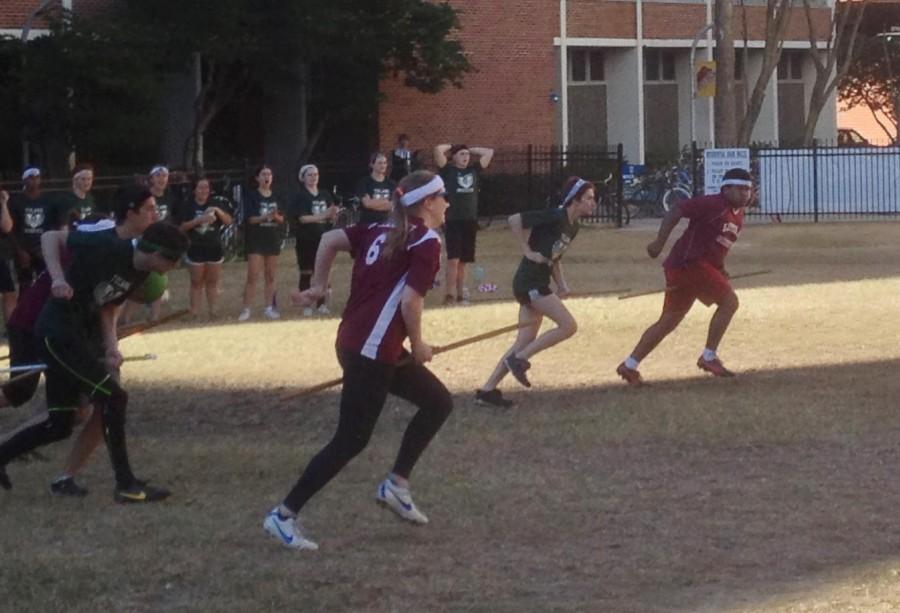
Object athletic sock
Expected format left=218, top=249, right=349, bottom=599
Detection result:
left=624, top=357, right=640, bottom=370
left=702, top=348, right=717, bottom=361
left=277, top=504, right=295, bottom=519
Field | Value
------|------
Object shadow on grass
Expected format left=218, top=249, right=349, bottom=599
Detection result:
left=3, top=357, right=900, bottom=612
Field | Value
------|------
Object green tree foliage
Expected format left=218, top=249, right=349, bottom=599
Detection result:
left=116, top=0, right=472, bottom=167
left=1, top=11, right=163, bottom=173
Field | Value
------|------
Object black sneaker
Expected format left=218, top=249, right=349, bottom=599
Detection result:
left=475, top=389, right=514, bottom=408
left=50, top=477, right=89, bottom=498
left=114, top=482, right=171, bottom=504
left=0, top=466, right=10, bottom=491
left=504, top=355, right=532, bottom=388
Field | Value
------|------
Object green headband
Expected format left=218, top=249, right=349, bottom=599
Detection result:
left=136, top=239, right=182, bottom=262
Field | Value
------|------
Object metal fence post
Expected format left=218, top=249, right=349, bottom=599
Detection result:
left=616, top=143, right=625, bottom=228
left=691, top=141, right=700, bottom=197
left=812, top=139, right=819, bottom=223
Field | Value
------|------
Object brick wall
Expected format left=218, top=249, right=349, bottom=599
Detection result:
left=569, top=0, right=636, bottom=38
left=378, top=0, right=559, bottom=156
left=0, top=0, right=50, bottom=29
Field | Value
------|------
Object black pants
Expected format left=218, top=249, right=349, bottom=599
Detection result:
left=0, top=334, right=136, bottom=489
left=283, top=349, right=453, bottom=513
left=295, top=236, right=322, bottom=305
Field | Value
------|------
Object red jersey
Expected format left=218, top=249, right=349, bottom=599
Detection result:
left=336, top=219, right=441, bottom=363
left=663, top=194, right=744, bottom=271
left=7, top=252, right=73, bottom=332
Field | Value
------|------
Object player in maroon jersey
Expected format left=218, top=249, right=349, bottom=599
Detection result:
left=263, top=170, right=452, bottom=551
left=616, top=168, right=754, bottom=385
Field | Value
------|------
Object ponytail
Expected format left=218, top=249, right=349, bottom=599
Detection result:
left=381, top=170, right=437, bottom=260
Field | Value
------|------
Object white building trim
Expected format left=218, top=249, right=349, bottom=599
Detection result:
left=554, top=37, right=830, bottom=50
left=0, top=28, right=50, bottom=39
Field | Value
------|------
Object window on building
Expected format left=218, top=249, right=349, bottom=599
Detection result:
left=645, top=49, right=676, bottom=82
left=570, top=48, right=605, bottom=83
left=777, top=51, right=803, bottom=80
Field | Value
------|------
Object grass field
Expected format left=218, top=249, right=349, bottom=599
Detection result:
left=3, top=220, right=900, bottom=612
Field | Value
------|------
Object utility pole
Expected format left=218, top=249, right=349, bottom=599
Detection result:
left=714, top=0, right=737, bottom=146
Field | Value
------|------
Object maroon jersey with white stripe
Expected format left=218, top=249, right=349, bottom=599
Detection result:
left=663, top=194, right=745, bottom=271
left=336, top=218, right=441, bottom=363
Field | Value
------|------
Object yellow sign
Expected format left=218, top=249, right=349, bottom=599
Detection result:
left=695, top=60, right=716, bottom=97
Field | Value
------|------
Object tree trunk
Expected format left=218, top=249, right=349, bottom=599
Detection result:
left=714, top=0, right=737, bottom=147
left=737, top=0, right=793, bottom=146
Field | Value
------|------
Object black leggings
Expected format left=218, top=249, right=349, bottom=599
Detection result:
left=283, top=349, right=453, bottom=513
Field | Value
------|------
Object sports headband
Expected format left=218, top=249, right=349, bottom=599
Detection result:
left=21, top=168, right=40, bottom=182
left=149, top=165, right=169, bottom=176
left=298, top=164, right=318, bottom=180
left=399, top=176, right=445, bottom=207
left=721, top=179, right=752, bottom=187
left=562, top=178, right=587, bottom=207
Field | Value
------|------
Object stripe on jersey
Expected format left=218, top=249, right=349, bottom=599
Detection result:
left=361, top=272, right=409, bottom=360
left=407, top=228, right=441, bottom=250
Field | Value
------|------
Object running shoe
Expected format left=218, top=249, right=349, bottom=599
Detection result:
left=50, top=476, right=88, bottom=498
left=264, top=306, right=281, bottom=320
left=504, top=355, right=532, bottom=388
left=237, top=308, right=251, bottom=322
left=376, top=478, right=428, bottom=524
left=616, top=362, right=644, bottom=386
left=114, top=482, right=171, bottom=504
left=475, top=388, right=514, bottom=408
left=316, top=304, right=330, bottom=315
left=263, top=507, right=319, bottom=550
left=696, top=356, right=735, bottom=377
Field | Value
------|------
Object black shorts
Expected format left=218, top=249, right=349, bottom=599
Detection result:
left=244, top=229, right=282, bottom=257
left=294, top=236, right=321, bottom=272
left=40, top=334, right=111, bottom=410
left=0, top=258, right=15, bottom=294
left=2, top=324, right=42, bottom=407
left=513, top=285, right=553, bottom=306
left=186, top=242, right=224, bottom=265
left=444, top=220, right=478, bottom=263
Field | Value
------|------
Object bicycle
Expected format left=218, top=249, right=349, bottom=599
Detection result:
left=661, top=166, right=693, bottom=212
left=596, top=172, right=630, bottom=225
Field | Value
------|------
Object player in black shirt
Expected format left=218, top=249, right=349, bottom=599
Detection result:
left=0, top=220, right=189, bottom=502
left=475, top=177, right=596, bottom=407
left=356, top=153, right=396, bottom=225
left=240, top=165, right=284, bottom=321
left=290, top=165, right=338, bottom=314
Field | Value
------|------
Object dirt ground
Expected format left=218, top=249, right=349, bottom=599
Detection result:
left=3, top=220, right=900, bottom=612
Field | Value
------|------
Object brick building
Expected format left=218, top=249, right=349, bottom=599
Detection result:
left=378, top=0, right=838, bottom=164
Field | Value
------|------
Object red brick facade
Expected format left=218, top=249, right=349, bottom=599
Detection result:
left=378, top=0, right=835, bottom=152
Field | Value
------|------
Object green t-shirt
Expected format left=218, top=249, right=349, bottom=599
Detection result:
left=57, top=191, right=98, bottom=224
left=512, top=207, right=580, bottom=293
left=291, top=187, right=334, bottom=242
left=36, top=229, right=148, bottom=339
left=440, top=162, right=482, bottom=221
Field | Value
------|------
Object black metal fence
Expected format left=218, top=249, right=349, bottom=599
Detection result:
left=690, top=142, right=900, bottom=221
left=480, top=145, right=625, bottom=225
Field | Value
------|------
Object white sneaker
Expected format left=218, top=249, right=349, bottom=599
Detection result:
left=302, top=307, right=314, bottom=317
left=237, top=308, right=251, bottom=322
left=376, top=478, right=428, bottom=524
left=316, top=304, right=330, bottom=315
left=263, top=508, right=319, bottom=550
left=264, top=306, right=280, bottom=320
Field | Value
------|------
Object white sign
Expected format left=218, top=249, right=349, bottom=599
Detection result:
left=704, top=148, right=751, bottom=195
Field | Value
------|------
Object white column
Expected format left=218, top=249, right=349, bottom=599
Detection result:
left=559, top=0, right=569, bottom=150
left=607, top=48, right=644, bottom=163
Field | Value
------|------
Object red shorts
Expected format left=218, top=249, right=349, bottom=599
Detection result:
left=663, top=260, right=732, bottom=313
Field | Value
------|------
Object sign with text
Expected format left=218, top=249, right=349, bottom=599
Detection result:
left=704, top=148, right=750, bottom=195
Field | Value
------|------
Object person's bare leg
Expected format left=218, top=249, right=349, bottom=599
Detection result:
left=263, top=255, right=278, bottom=308
left=480, top=305, right=541, bottom=391
left=242, top=255, right=263, bottom=310
left=188, top=264, right=205, bottom=315
left=205, top=263, right=222, bottom=317
left=62, top=403, right=102, bottom=478
left=628, top=311, right=688, bottom=362
left=444, top=257, right=460, bottom=301
left=514, top=294, right=577, bottom=361
left=705, top=291, right=739, bottom=352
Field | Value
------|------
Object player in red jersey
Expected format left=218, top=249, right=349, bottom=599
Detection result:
left=264, top=170, right=452, bottom=551
left=616, top=168, right=754, bottom=385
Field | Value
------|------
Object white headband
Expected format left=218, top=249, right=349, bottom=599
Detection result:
left=562, top=178, right=587, bottom=207
left=400, top=176, right=445, bottom=207
left=21, top=168, right=40, bottom=181
left=73, top=169, right=92, bottom=180
left=721, top=179, right=752, bottom=187
left=149, top=165, right=169, bottom=176
left=298, top=164, right=318, bottom=180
